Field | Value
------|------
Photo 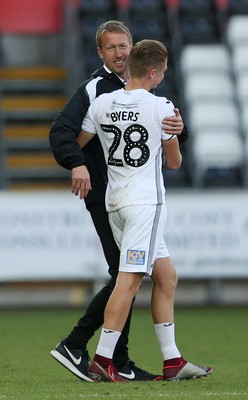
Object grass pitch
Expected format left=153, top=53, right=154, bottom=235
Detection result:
left=0, top=307, right=247, bottom=400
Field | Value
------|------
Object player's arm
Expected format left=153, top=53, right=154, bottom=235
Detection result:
left=162, top=137, right=182, bottom=170
left=76, top=130, right=95, bottom=149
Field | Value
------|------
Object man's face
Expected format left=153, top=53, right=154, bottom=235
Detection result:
left=97, top=31, right=132, bottom=80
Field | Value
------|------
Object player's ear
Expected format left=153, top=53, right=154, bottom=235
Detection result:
left=150, top=68, right=156, bottom=79
left=97, top=47, right=103, bottom=59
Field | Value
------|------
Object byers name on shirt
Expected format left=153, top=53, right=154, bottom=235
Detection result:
left=108, top=111, right=140, bottom=122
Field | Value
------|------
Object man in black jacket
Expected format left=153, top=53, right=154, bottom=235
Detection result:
left=49, top=20, right=195, bottom=382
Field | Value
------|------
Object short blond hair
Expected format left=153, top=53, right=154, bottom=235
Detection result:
left=95, top=20, right=133, bottom=48
left=128, top=39, right=168, bottom=78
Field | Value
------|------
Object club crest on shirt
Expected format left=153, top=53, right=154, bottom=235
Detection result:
left=126, top=250, right=146, bottom=265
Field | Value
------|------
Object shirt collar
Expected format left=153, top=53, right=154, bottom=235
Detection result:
left=103, top=64, right=128, bottom=85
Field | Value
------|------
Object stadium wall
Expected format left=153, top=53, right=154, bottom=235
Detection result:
left=0, top=190, right=248, bottom=307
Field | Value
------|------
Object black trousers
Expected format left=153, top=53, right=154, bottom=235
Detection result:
left=66, top=202, right=133, bottom=367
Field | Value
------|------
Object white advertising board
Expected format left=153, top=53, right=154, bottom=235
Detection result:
left=0, top=190, right=248, bottom=280
left=166, top=190, right=248, bottom=278
left=0, top=191, right=109, bottom=281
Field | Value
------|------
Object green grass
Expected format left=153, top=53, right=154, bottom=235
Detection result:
left=0, top=307, right=247, bottom=399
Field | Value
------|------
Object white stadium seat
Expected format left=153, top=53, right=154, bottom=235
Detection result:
left=180, top=44, right=231, bottom=76
left=236, top=73, right=248, bottom=104
left=241, top=101, right=248, bottom=139
left=184, top=72, right=235, bottom=103
left=226, top=15, right=248, bottom=49
left=188, top=100, right=240, bottom=135
left=192, top=130, right=244, bottom=186
left=232, top=45, right=248, bottom=76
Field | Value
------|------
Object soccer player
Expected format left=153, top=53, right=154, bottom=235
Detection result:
left=77, top=39, right=212, bottom=382
left=49, top=20, right=207, bottom=382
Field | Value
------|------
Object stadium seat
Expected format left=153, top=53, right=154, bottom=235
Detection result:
left=79, top=0, right=115, bottom=13
left=188, top=100, right=240, bottom=134
left=0, top=0, right=71, bottom=190
left=79, top=1, right=116, bottom=40
left=129, top=0, right=162, bottom=12
left=165, top=0, right=179, bottom=7
left=236, top=73, right=248, bottom=105
left=226, top=15, right=248, bottom=49
left=128, top=0, right=166, bottom=42
left=115, top=0, right=131, bottom=10
left=184, top=72, right=235, bottom=104
left=245, top=144, right=248, bottom=187
left=179, top=0, right=215, bottom=13
left=155, top=69, right=178, bottom=105
left=215, top=0, right=229, bottom=39
left=83, top=46, right=102, bottom=75
left=0, top=0, right=63, bottom=34
left=180, top=44, right=231, bottom=77
left=232, top=44, right=248, bottom=76
left=130, top=14, right=167, bottom=42
left=80, top=15, right=116, bottom=41
left=179, top=15, right=218, bottom=44
left=191, top=129, right=244, bottom=187
left=178, top=0, right=218, bottom=44
left=240, top=101, right=248, bottom=140
left=228, top=0, right=248, bottom=15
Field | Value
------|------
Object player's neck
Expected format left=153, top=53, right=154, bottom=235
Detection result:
left=125, top=77, right=150, bottom=92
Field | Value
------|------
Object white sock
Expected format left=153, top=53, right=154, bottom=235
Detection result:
left=154, top=322, right=181, bottom=360
left=96, top=328, right=121, bottom=359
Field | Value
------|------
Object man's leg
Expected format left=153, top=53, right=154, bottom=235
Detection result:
left=88, top=272, right=143, bottom=382
left=64, top=203, right=123, bottom=351
left=50, top=203, right=121, bottom=381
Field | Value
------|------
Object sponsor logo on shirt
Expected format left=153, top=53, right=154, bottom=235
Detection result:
left=126, top=250, right=146, bottom=265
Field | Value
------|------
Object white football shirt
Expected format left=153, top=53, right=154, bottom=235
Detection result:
left=82, top=88, right=176, bottom=212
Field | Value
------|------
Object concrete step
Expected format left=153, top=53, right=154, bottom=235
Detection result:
left=0, top=67, right=67, bottom=92
left=5, top=124, right=51, bottom=138
left=1, top=95, right=66, bottom=119
left=2, top=95, right=67, bottom=110
left=8, top=181, right=69, bottom=190
left=6, top=153, right=59, bottom=168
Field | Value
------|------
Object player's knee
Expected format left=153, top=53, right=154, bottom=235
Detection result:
left=153, top=265, right=178, bottom=294
left=169, top=265, right=178, bottom=290
left=116, top=273, right=142, bottom=297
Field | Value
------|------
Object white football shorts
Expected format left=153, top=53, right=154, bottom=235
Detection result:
left=108, top=204, right=170, bottom=276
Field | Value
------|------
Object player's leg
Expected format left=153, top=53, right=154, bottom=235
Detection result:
left=151, top=256, right=177, bottom=323
left=88, top=271, right=144, bottom=382
left=103, top=272, right=143, bottom=332
left=151, top=256, right=213, bottom=380
left=88, top=205, right=162, bottom=382
left=51, top=203, right=156, bottom=380
left=88, top=202, right=133, bottom=367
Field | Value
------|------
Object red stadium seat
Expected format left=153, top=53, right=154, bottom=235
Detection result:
left=165, top=0, right=180, bottom=8
left=115, top=0, right=131, bottom=10
left=0, top=0, right=63, bottom=34
left=215, top=0, right=229, bottom=9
